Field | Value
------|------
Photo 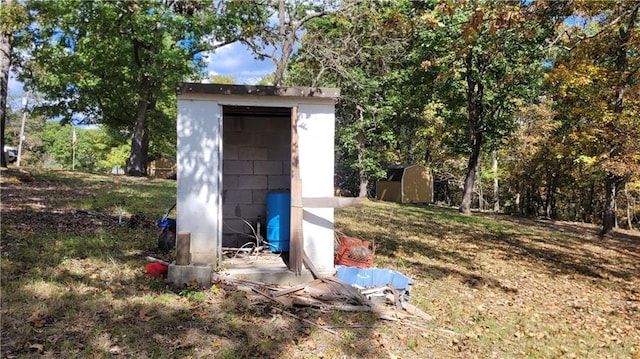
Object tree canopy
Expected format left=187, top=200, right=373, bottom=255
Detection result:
left=15, top=0, right=250, bottom=175
left=3, top=0, right=639, bottom=233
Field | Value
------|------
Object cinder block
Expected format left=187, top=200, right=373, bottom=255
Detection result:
left=224, top=160, right=253, bottom=175
left=231, top=117, right=245, bottom=132
left=223, top=189, right=252, bottom=204
left=223, top=175, right=239, bottom=189
left=252, top=189, right=269, bottom=204
left=238, top=204, right=266, bottom=219
left=273, top=129, right=291, bottom=144
left=168, top=263, right=212, bottom=288
left=253, top=133, right=272, bottom=147
left=223, top=218, right=247, bottom=235
left=239, top=147, right=268, bottom=160
left=244, top=117, right=270, bottom=132
left=223, top=133, right=248, bottom=146
left=222, top=204, right=241, bottom=218
left=238, top=175, right=267, bottom=189
left=224, top=204, right=260, bottom=220
left=267, top=117, right=290, bottom=130
left=268, top=146, right=291, bottom=161
left=222, top=234, right=240, bottom=248
left=268, top=175, right=290, bottom=190
left=254, top=161, right=283, bottom=175
left=223, top=146, right=239, bottom=160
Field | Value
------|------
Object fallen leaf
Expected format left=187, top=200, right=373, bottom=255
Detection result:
left=306, top=338, right=317, bottom=350
left=139, top=308, right=155, bottom=321
left=33, top=319, right=45, bottom=328
left=46, top=334, right=62, bottom=344
left=28, top=344, right=43, bottom=352
left=109, top=345, right=121, bottom=354
left=26, top=311, right=41, bottom=323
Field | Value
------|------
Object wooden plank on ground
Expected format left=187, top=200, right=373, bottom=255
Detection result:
left=271, top=279, right=323, bottom=298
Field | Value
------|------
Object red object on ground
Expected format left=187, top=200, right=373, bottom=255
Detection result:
left=145, top=262, right=168, bottom=277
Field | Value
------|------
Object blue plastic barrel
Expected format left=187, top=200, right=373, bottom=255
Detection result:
left=266, top=191, right=291, bottom=252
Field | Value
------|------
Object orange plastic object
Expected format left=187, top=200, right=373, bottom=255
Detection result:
left=334, top=235, right=374, bottom=269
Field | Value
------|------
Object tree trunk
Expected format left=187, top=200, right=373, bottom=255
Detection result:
left=125, top=98, right=150, bottom=176
left=545, top=167, right=557, bottom=219
left=354, top=105, right=368, bottom=198
left=492, top=150, right=499, bottom=212
left=601, top=4, right=638, bottom=235
left=356, top=130, right=368, bottom=198
left=272, top=0, right=294, bottom=86
left=424, top=137, right=433, bottom=164
left=0, top=0, right=13, bottom=168
left=585, top=180, right=595, bottom=223
left=460, top=136, right=481, bottom=214
left=459, top=50, right=484, bottom=215
left=358, top=173, right=368, bottom=198
left=601, top=172, right=620, bottom=236
left=625, top=183, right=633, bottom=230
left=477, top=161, right=483, bottom=211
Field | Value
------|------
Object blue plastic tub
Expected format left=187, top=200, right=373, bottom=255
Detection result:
left=266, top=191, right=291, bottom=252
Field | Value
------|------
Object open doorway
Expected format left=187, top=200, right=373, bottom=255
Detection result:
left=221, top=105, right=292, bottom=254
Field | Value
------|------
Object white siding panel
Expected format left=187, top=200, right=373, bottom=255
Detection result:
left=177, top=99, right=222, bottom=265
left=298, top=103, right=336, bottom=273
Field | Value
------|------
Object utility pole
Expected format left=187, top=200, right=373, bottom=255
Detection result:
left=16, top=91, right=29, bottom=167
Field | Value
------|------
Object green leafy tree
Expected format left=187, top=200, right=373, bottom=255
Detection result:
left=239, top=0, right=359, bottom=86
left=17, top=0, right=244, bottom=176
left=411, top=0, right=564, bottom=214
left=209, top=74, right=236, bottom=84
left=289, top=0, right=411, bottom=197
left=0, top=0, right=27, bottom=167
left=547, top=1, right=640, bottom=235
left=39, top=122, right=127, bottom=172
left=3, top=100, right=47, bottom=167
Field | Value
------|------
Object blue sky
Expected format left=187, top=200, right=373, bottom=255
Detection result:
left=205, top=42, right=275, bottom=84
left=7, top=43, right=274, bottom=109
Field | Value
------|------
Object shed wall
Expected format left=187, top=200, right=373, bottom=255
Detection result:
left=298, top=104, right=335, bottom=274
left=402, top=166, right=433, bottom=203
left=176, top=94, right=336, bottom=272
left=375, top=182, right=402, bottom=202
left=376, top=165, right=434, bottom=204
left=222, top=113, right=291, bottom=248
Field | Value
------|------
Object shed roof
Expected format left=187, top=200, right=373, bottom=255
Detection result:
left=175, top=82, right=340, bottom=98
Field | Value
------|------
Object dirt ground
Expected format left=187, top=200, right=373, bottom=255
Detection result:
left=1, top=168, right=639, bottom=358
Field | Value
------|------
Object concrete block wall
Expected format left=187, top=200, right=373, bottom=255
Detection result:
left=222, top=115, right=291, bottom=247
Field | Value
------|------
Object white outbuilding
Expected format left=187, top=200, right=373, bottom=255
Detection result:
left=175, top=83, right=341, bottom=280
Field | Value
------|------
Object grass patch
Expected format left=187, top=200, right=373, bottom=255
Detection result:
left=2, top=168, right=639, bottom=358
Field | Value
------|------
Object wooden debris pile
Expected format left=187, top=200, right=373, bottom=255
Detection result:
left=211, top=273, right=433, bottom=325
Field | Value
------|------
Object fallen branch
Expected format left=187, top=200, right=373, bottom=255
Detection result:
left=75, top=209, right=118, bottom=221
left=401, top=301, right=434, bottom=321
left=277, top=308, right=337, bottom=335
